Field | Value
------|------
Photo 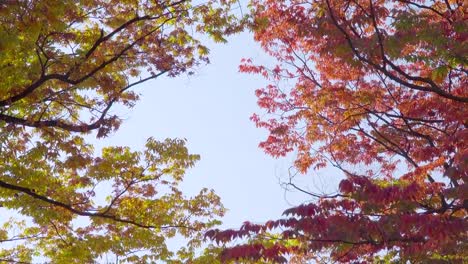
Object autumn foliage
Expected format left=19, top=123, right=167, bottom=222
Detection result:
left=207, top=0, right=467, bottom=262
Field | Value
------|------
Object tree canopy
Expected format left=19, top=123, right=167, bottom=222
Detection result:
left=207, top=0, right=467, bottom=263
left=1, top=0, right=467, bottom=263
left=0, top=0, right=242, bottom=262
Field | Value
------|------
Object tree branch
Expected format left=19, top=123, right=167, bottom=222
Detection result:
left=0, top=179, right=195, bottom=230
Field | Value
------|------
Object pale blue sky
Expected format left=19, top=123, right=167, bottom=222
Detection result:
left=92, top=32, right=342, bottom=231
left=95, top=32, right=293, bottom=228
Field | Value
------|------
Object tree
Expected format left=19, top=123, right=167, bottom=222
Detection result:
left=207, top=0, right=467, bottom=262
left=0, top=0, right=242, bottom=262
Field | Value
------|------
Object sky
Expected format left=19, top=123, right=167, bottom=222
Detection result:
left=94, top=32, right=286, bottom=227
left=90, top=31, right=339, bottom=232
